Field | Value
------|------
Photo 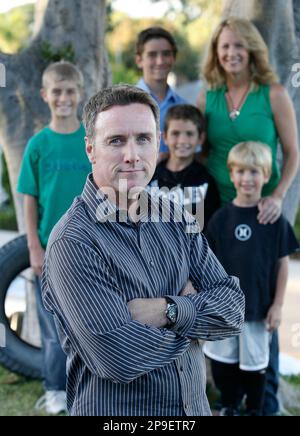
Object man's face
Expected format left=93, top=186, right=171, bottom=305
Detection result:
left=86, top=104, right=159, bottom=201
left=136, top=38, right=176, bottom=84
left=41, top=78, right=82, bottom=119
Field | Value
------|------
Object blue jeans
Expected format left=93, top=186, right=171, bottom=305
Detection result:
left=35, top=278, right=66, bottom=391
left=263, top=331, right=279, bottom=415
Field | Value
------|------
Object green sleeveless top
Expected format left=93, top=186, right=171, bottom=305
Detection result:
left=205, top=84, right=280, bottom=204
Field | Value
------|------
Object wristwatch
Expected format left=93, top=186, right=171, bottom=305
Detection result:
left=165, top=298, right=178, bottom=326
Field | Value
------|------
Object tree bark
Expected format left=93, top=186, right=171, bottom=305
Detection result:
left=0, top=0, right=111, bottom=231
left=222, top=0, right=300, bottom=225
left=0, top=0, right=111, bottom=349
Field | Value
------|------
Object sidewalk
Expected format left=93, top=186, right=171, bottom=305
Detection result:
left=0, top=229, right=299, bottom=372
left=0, top=230, right=19, bottom=246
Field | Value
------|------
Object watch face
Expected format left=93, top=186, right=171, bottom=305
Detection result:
left=167, top=303, right=177, bottom=324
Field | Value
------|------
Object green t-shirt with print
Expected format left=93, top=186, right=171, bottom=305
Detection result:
left=17, top=124, right=91, bottom=248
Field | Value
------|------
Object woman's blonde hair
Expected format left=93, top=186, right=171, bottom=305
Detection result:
left=227, top=141, right=272, bottom=178
left=203, top=17, right=279, bottom=89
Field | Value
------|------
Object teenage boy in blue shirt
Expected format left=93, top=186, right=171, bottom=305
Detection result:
left=136, top=27, right=186, bottom=160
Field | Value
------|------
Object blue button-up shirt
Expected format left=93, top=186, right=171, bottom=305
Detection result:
left=137, top=79, right=186, bottom=153
left=42, top=174, right=244, bottom=416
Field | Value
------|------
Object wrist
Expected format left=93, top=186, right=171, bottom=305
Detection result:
left=165, top=295, right=197, bottom=337
left=165, top=298, right=178, bottom=327
left=272, top=190, right=285, bottom=202
left=28, top=240, right=43, bottom=251
left=28, top=243, right=43, bottom=251
left=272, top=301, right=284, bottom=309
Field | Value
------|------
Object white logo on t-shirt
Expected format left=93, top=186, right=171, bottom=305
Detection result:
left=235, top=224, right=252, bottom=241
left=147, top=183, right=208, bottom=206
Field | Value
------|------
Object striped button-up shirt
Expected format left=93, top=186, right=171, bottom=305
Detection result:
left=42, top=174, right=244, bottom=416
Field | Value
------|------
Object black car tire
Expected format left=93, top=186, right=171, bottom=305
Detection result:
left=0, top=235, right=42, bottom=379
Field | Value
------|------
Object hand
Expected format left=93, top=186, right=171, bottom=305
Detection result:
left=29, top=245, right=45, bottom=277
left=265, top=304, right=282, bottom=332
left=127, top=298, right=168, bottom=328
left=180, top=280, right=198, bottom=296
left=258, top=195, right=282, bottom=225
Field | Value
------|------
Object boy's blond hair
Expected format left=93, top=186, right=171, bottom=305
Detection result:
left=227, top=141, right=272, bottom=178
left=42, top=61, right=84, bottom=89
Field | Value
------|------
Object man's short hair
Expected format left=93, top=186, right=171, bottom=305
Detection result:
left=164, top=104, right=206, bottom=137
left=227, top=141, right=272, bottom=178
left=83, top=84, right=160, bottom=145
left=136, top=27, right=178, bottom=57
left=42, top=61, right=84, bottom=89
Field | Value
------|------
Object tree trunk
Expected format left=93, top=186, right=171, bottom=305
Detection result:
left=222, top=0, right=300, bottom=225
left=0, top=0, right=111, bottom=230
left=0, top=0, right=110, bottom=348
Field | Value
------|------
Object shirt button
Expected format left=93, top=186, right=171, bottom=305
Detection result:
left=149, top=260, right=154, bottom=267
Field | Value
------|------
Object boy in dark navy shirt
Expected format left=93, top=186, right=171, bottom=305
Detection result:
left=148, top=104, right=220, bottom=229
left=204, top=141, right=299, bottom=416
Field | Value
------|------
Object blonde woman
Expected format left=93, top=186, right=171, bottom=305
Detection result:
left=198, top=17, right=299, bottom=225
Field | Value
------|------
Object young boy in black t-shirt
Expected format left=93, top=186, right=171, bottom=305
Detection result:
left=148, top=104, right=220, bottom=229
left=203, top=141, right=299, bottom=416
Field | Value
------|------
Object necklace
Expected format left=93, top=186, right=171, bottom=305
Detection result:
left=226, top=84, right=250, bottom=120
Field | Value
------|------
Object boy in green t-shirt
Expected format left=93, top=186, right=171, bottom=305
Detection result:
left=17, top=61, right=91, bottom=414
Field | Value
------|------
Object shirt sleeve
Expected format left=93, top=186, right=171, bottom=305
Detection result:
left=42, top=238, right=192, bottom=385
left=278, top=216, right=300, bottom=258
left=166, top=229, right=245, bottom=342
left=16, top=139, right=39, bottom=197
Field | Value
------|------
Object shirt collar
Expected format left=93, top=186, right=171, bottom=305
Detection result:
left=82, top=173, right=160, bottom=225
left=136, top=78, right=177, bottom=105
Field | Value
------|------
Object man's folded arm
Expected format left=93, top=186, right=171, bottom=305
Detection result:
left=166, top=233, right=245, bottom=341
left=42, top=238, right=191, bottom=384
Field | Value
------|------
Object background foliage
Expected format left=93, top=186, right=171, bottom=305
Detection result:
left=0, top=1, right=299, bottom=238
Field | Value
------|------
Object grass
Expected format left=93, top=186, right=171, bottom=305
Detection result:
left=208, top=375, right=300, bottom=416
left=282, top=376, right=300, bottom=416
left=0, top=362, right=299, bottom=416
left=0, top=364, right=50, bottom=416
left=0, top=205, right=18, bottom=231
left=292, top=208, right=300, bottom=260
left=295, top=208, right=300, bottom=242
left=284, top=375, right=300, bottom=387
left=0, top=155, right=18, bottom=231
